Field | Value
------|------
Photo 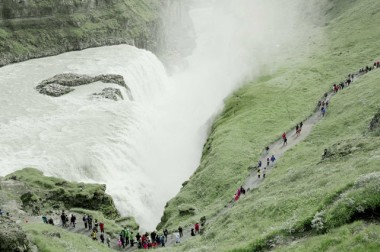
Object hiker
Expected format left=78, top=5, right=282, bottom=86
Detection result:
left=191, top=228, right=196, bottom=236
left=263, top=169, right=266, bottom=178
left=94, top=219, right=99, bottom=232
left=151, top=231, right=156, bottom=246
left=265, top=146, right=269, bottom=154
left=42, top=214, right=48, bottom=224
left=295, top=124, right=299, bottom=136
left=234, top=193, right=240, bottom=202
left=325, top=100, right=329, bottom=107
left=91, top=230, right=97, bottom=240
left=236, top=187, right=241, bottom=198
left=99, top=221, right=104, bottom=233
left=160, top=235, right=165, bottom=247
left=282, top=132, right=287, bottom=144
left=257, top=160, right=262, bottom=168
left=258, top=169, right=261, bottom=179
left=60, top=211, right=66, bottom=227
left=130, top=231, right=134, bottom=247
left=83, top=215, right=88, bottom=229
left=321, top=106, right=326, bottom=117
left=178, top=226, right=183, bottom=237
left=88, top=216, right=93, bottom=230
left=283, top=137, right=288, bottom=145
left=195, top=222, right=200, bottom=234
left=163, top=229, right=168, bottom=242
left=100, top=233, right=105, bottom=243
left=70, top=214, right=76, bottom=228
left=271, top=155, right=276, bottom=163
left=48, top=218, right=54, bottom=225
left=120, top=228, right=127, bottom=248
left=175, top=232, right=181, bottom=243
left=106, top=236, right=111, bottom=247
left=136, top=232, right=142, bottom=248
left=240, top=186, right=246, bottom=195
left=0, top=209, right=3, bottom=216
left=267, top=157, right=270, bottom=167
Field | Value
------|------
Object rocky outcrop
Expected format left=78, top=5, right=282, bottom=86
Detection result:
left=37, top=84, right=74, bottom=97
left=93, top=87, right=124, bottom=101
left=36, top=73, right=132, bottom=100
left=0, top=216, right=31, bottom=252
left=5, top=168, right=120, bottom=219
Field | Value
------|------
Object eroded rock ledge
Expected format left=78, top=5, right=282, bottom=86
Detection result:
left=36, top=73, right=132, bottom=100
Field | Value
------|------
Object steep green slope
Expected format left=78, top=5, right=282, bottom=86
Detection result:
left=158, top=0, right=380, bottom=251
left=0, top=0, right=166, bottom=66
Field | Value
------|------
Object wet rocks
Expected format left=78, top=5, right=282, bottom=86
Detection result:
left=36, top=83, right=74, bottom=97
left=36, top=73, right=132, bottom=100
left=93, top=88, right=124, bottom=101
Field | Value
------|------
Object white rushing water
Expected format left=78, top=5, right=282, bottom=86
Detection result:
left=0, top=1, right=308, bottom=230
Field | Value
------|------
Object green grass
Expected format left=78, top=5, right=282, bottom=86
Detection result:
left=275, top=221, right=380, bottom=252
left=0, top=0, right=163, bottom=66
left=22, top=223, right=114, bottom=252
left=159, top=0, right=380, bottom=251
left=6, top=168, right=119, bottom=218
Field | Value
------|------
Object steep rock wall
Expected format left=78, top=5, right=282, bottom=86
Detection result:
left=0, top=0, right=186, bottom=66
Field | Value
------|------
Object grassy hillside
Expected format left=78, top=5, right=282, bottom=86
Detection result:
left=0, top=0, right=165, bottom=66
left=158, top=0, right=380, bottom=251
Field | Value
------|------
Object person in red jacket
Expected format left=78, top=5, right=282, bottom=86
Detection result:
left=99, top=221, right=104, bottom=233
left=194, top=222, right=200, bottom=234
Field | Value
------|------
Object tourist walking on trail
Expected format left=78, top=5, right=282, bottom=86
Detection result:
left=88, top=216, right=93, bottom=230
left=99, top=221, right=104, bottom=233
left=61, top=211, right=66, bottom=227
left=267, top=157, right=270, bottom=167
left=257, top=160, right=262, bottom=169
left=83, top=215, right=88, bottom=229
left=175, top=232, right=181, bottom=243
left=106, top=236, right=111, bottom=247
left=321, top=106, right=326, bottom=117
left=265, top=146, right=269, bottom=154
left=282, top=132, right=287, bottom=145
left=163, top=229, right=168, bottom=242
left=70, top=214, right=76, bottom=228
left=295, top=124, right=300, bottom=136
left=263, top=169, right=266, bottom=178
left=120, top=227, right=127, bottom=248
left=271, top=155, right=276, bottom=163
left=195, top=222, right=200, bottom=234
left=258, top=169, right=261, bottom=179
left=178, top=226, right=183, bottom=237
left=191, top=228, right=196, bottom=236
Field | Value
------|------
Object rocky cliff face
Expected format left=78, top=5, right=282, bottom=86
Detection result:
left=0, top=0, right=188, bottom=66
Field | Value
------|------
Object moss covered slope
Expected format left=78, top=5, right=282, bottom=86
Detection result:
left=5, top=168, right=119, bottom=218
left=0, top=0, right=165, bottom=66
left=158, top=0, right=380, bottom=251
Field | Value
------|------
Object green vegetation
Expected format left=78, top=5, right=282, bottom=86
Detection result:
left=23, top=223, right=113, bottom=252
left=159, top=0, right=380, bottom=251
left=0, top=0, right=165, bottom=66
left=6, top=168, right=119, bottom=218
left=275, top=221, right=380, bottom=252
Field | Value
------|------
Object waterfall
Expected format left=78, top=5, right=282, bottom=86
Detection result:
left=0, top=0, right=309, bottom=231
